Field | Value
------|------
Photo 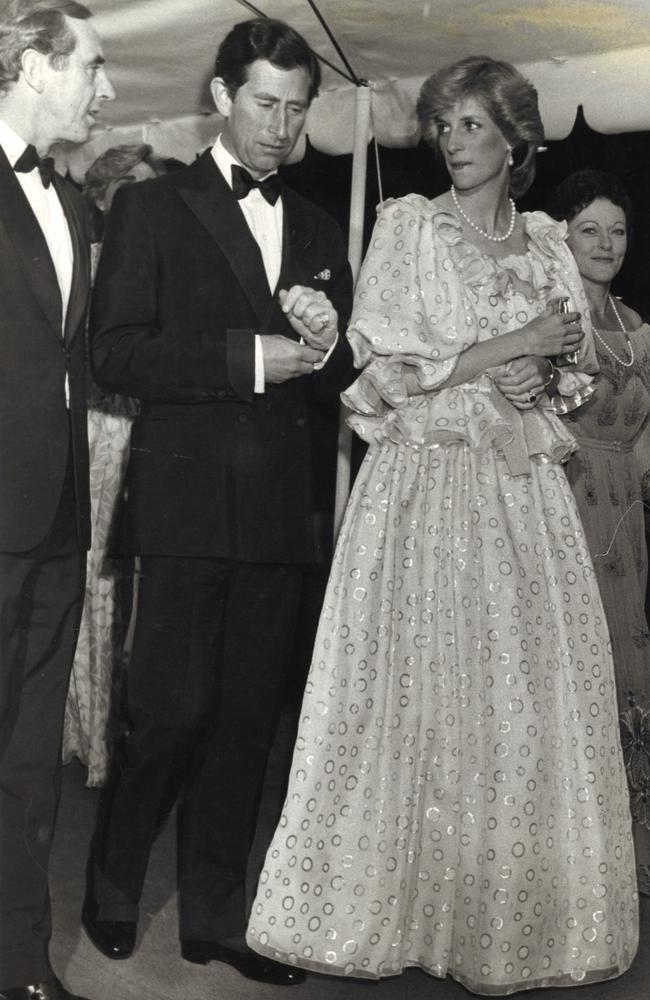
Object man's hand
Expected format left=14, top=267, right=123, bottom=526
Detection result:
left=279, top=285, right=338, bottom=351
left=489, top=356, right=553, bottom=410
left=261, top=334, right=325, bottom=384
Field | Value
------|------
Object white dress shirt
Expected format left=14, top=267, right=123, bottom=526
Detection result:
left=212, top=135, right=337, bottom=392
left=0, top=119, right=73, bottom=332
left=212, top=136, right=282, bottom=393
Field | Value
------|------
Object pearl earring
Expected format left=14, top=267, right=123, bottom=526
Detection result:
left=507, top=145, right=514, bottom=167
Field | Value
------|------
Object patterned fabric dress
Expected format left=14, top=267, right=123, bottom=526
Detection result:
left=246, top=197, right=639, bottom=995
left=563, top=323, right=650, bottom=894
left=62, top=243, right=138, bottom=787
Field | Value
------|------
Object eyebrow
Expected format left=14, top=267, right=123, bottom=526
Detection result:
left=253, top=91, right=307, bottom=106
left=437, top=113, right=483, bottom=123
left=578, top=218, right=625, bottom=226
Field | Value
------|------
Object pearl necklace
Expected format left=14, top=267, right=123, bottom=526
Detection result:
left=592, top=295, right=635, bottom=368
left=451, top=186, right=516, bottom=243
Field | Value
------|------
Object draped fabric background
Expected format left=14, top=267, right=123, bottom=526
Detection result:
left=55, top=0, right=650, bottom=179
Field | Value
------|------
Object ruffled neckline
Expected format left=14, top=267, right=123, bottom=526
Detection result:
left=440, top=205, right=566, bottom=299
left=404, top=195, right=568, bottom=300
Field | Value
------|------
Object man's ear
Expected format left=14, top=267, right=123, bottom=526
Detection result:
left=21, top=48, right=47, bottom=94
left=210, top=77, right=233, bottom=118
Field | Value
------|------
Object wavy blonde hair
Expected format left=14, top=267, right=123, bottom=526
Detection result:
left=416, top=56, right=544, bottom=198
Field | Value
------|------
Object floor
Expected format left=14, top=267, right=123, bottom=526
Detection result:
left=50, top=749, right=650, bottom=1000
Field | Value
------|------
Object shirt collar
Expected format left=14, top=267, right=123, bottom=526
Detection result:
left=211, top=134, right=278, bottom=190
left=0, top=119, right=30, bottom=168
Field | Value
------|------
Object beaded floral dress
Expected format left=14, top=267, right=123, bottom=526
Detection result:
left=247, top=197, right=639, bottom=995
left=563, top=319, right=650, bottom=894
left=61, top=243, right=138, bottom=787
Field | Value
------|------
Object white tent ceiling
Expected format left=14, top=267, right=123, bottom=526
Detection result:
left=62, top=0, right=650, bottom=177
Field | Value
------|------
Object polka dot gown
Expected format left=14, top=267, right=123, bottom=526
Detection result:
left=246, top=198, right=639, bottom=995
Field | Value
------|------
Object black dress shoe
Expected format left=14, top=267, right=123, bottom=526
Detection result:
left=0, top=976, right=90, bottom=999
left=81, top=870, right=136, bottom=960
left=181, top=941, right=306, bottom=985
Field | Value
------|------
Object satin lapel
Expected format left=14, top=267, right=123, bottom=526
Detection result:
left=278, top=186, right=315, bottom=290
left=0, top=146, right=62, bottom=339
left=54, top=174, right=90, bottom=345
left=176, top=152, right=272, bottom=325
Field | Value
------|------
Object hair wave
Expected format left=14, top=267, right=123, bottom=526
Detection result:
left=0, top=0, right=91, bottom=95
left=416, top=55, right=544, bottom=198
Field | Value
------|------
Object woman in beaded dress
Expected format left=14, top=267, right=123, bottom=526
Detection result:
left=62, top=145, right=159, bottom=786
left=548, top=169, right=650, bottom=895
left=247, top=59, right=638, bottom=995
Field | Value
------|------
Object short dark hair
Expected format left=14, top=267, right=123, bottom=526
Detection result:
left=83, top=143, right=158, bottom=207
left=214, top=17, right=321, bottom=104
left=546, top=168, right=632, bottom=229
left=416, top=55, right=544, bottom=198
left=0, top=0, right=91, bottom=95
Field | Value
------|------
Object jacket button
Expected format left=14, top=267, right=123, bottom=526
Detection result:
left=296, top=417, right=307, bottom=427
left=238, top=413, right=248, bottom=423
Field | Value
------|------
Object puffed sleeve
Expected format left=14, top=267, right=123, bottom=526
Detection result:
left=342, top=197, right=476, bottom=421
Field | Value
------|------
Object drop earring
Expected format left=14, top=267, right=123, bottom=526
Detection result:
left=506, top=145, right=514, bottom=167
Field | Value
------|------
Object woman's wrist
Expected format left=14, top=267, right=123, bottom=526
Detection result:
left=512, top=326, right=533, bottom=359
left=498, top=328, right=529, bottom=364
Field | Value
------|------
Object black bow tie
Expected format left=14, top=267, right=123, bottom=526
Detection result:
left=14, top=144, right=55, bottom=188
left=231, top=164, right=281, bottom=205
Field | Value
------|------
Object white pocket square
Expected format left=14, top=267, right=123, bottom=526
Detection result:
left=313, top=268, right=331, bottom=281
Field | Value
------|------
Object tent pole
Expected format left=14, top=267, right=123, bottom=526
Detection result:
left=347, top=84, right=371, bottom=278
left=332, top=83, right=371, bottom=544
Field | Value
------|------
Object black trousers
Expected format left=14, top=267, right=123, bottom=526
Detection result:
left=91, top=554, right=302, bottom=945
left=0, top=465, right=85, bottom=988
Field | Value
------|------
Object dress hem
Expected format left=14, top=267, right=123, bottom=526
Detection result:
left=247, top=940, right=632, bottom=995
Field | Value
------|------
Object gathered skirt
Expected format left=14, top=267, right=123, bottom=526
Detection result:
left=247, top=436, right=638, bottom=995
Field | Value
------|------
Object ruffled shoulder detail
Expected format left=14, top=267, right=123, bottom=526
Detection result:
left=376, top=194, right=469, bottom=233
left=374, top=193, right=433, bottom=220
left=523, top=210, right=568, bottom=255
left=426, top=205, right=566, bottom=301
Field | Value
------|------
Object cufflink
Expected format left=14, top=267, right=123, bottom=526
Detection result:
left=314, top=268, right=331, bottom=280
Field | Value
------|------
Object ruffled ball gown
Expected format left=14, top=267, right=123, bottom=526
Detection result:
left=247, top=197, right=639, bottom=995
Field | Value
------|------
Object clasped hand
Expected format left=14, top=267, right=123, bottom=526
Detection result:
left=279, top=285, right=339, bottom=350
left=489, top=356, right=551, bottom=410
left=262, top=285, right=339, bottom=385
left=491, top=304, right=584, bottom=410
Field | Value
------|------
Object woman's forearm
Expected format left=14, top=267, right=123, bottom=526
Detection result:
left=404, top=329, right=527, bottom=395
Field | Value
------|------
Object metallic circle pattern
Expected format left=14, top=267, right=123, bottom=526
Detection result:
left=247, top=198, right=638, bottom=994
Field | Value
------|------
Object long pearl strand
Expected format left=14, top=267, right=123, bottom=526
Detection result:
left=451, top=185, right=516, bottom=243
left=592, top=295, right=635, bottom=368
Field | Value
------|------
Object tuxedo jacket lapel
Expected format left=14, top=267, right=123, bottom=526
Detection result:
left=279, top=186, right=315, bottom=286
left=175, top=152, right=323, bottom=339
left=176, top=151, right=272, bottom=325
left=261, top=185, right=317, bottom=337
left=0, top=146, right=62, bottom=339
left=54, top=173, right=89, bottom=345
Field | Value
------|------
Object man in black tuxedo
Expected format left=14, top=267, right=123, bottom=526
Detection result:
left=0, top=3, right=114, bottom=999
left=82, top=17, right=353, bottom=986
